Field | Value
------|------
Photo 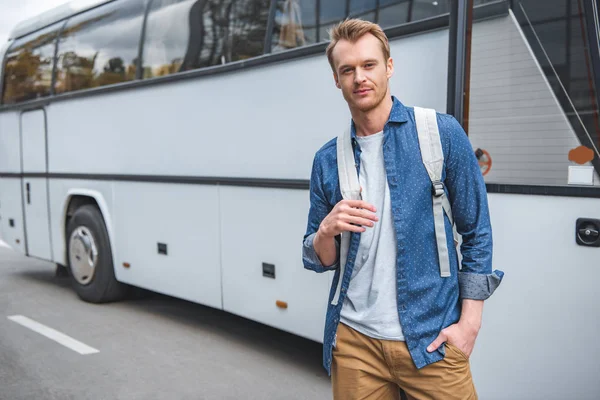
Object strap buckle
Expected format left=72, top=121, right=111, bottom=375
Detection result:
left=432, top=181, right=445, bottom=197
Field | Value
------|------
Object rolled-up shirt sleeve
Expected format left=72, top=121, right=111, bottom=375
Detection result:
left=441, top=114, right=504, bottom=300
left=302, top=154, right=339, bottom=273
left=303, top=232, right=340, bottom=272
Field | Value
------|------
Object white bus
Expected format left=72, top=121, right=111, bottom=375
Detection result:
left=0, top=0, right=598, bottom=398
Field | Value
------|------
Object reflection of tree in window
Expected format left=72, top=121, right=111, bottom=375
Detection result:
left=145, top=0, right=269, bottom=76
left=54, top=1, right=144, bottom=94
left=2, top=29, right=57, bottom=104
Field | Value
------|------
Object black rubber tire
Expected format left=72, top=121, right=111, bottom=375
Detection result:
left=66, top=205, right=129, bottom=303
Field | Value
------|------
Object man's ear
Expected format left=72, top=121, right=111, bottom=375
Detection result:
left=386, top=57, right=394, bottom=79
left=334, top=72, right=341, bottom=89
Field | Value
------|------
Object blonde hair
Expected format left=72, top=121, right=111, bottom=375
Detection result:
left=326, top=19, right=390, bottom=72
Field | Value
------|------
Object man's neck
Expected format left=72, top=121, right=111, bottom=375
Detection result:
left=351, top=96, right=394, bottom=137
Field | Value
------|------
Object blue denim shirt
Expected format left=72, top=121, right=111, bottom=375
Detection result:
left=302, top=97, right=504, bottom=375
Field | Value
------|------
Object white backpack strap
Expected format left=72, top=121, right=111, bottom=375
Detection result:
left=414, top=107, right=452, bottom=278
left=332, top=123, right=361, bottom=306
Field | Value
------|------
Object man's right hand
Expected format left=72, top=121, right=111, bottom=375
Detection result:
left=318, top=199, right=379, bottom=238
left=312, top=200, right=378, bottom=267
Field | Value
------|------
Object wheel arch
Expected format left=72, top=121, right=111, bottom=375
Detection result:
left=61, top=189, right=117, bottom=271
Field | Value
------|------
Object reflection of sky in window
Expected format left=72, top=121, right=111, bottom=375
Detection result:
left=410, top=0, right=448, bottom=21
left=320, top=0, right=346, bottom=23
left=350, top=0, right=376, bottom=15
left=10, top=23, right=60, bottom=52
left=534, top=21, right=567, bottom=65
left=378, top=2, right=409, bottom=28
left=298, top=0, right=317, bottom=24
left=521, top=0, right=570, bottom=23
left=144, top=0, right=196, bottom=67
left=379, top=0, right=409, bottom=7
left=60, top=3, right=144, bottom=73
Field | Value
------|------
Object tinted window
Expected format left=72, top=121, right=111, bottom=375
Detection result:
left=142, top=0, right=269, bottom=79
left=54, top=0, right=145, bottom=94
left=270, top=0, right=458, bottom=52
left=467, top=0, right=600, bottom=186
left=410, top=0, right=449, bottom=22
left=378, top=0, right=410, bottom=29
left=319, top=0, right=346, bottom=41
left=349, top=0, right=377, bottom=22
left=271, top=0, right=317, bottom=50
left=2, top=25, right=59, bottom=104
left=271, top=0, right=317, bottom=51
left=521, top=0, right=599, bottom=182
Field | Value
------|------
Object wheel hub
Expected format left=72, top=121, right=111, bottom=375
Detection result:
left=69, top=226, right=98, bottom=285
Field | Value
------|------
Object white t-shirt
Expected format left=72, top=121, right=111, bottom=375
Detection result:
left=340, top=130, right=405, bottom=341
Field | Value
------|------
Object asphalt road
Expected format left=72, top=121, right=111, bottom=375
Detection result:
left=0, top=246, right=332, bottom=400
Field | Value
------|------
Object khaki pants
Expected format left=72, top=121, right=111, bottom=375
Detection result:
left=332, top=323, right=478, bottom=400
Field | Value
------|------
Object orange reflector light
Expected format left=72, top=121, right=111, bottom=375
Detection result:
left=276, top=300, right=288, bottom=309
left=123, top=262, right=130, bottom=268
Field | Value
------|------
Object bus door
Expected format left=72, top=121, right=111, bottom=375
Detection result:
left=457, top=1, right=600, bottom=398
left=20, top=109, right=52, bottom=260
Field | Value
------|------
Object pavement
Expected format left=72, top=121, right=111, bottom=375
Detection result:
left=0, top=246, right=332, bottom=400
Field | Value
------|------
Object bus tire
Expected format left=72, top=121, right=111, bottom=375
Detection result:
left=66, top=205, right=128, bottom=303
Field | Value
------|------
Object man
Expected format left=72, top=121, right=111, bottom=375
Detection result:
left=302, top=19, right=504, bottom=399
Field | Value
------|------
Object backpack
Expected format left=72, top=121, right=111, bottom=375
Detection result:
left=331, top=107, right=455, bottom=306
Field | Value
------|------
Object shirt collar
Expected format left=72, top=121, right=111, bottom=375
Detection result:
left=351, top=96, right=409, bottom=139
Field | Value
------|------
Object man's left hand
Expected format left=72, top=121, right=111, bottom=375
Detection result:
left=426, top=320, right=480, bottom=358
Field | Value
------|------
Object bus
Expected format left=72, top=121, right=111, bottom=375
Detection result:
left=0, top=0, right=598, bottom=398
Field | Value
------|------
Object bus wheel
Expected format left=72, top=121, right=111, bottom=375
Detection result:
left=66, top=205, right=128, bottom=303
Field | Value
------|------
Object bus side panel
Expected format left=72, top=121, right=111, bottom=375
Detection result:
left=44, top=27, right=449, bottom=182
left=220, top=186, right=329, bottom=343
left=0, top=112, right=22, bottom=174
left=471, top=194, right=600, bottom=400
left=0, top=178, right=26, bottom=253
left=112, top=181, right=222, bottom=310
left=0, top=112, right=25, bottom=253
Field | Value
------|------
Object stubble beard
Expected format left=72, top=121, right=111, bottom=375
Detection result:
left=347, top=85, right=388, bottom=113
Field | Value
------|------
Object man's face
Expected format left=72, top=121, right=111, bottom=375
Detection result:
left=331, top=33, right=393, bottom=113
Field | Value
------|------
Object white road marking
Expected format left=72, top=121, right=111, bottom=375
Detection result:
left=7, top=315, right=99, bottom=355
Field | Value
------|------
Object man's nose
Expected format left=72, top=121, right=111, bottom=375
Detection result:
left=354, top=68, right=366, bottom=84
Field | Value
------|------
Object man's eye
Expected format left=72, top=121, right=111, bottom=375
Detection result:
left=342, top=68, right=352, bottom=74
left=365, top=63, right=374, bottom=68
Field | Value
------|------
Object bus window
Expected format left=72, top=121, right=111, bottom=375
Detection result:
left=54, top=0, right=145, bottom=94
left=468, top=0, right=600, bottom=186
left=1, top=25, right=59, bottom=105
left=319, top=1, right=347, bottom=42
left=142, top=0, right=270, bottom=79
left=349, top=0, right=377, bottom=22
left=271, top=0, right=317, bottom=52
left=377, top=0, right=410, bottom=29
left=228, top=0, right=270, bottom=61
left=410, top=0, right=450, bottom=22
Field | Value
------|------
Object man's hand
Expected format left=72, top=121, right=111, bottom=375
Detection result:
left=426, top=320, right=480, bottom=358
left=427, top=299, right=484, bottom=358
left=313, top=200, right=378, bottom=267
left=318, top=199, right=379, bottom=238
